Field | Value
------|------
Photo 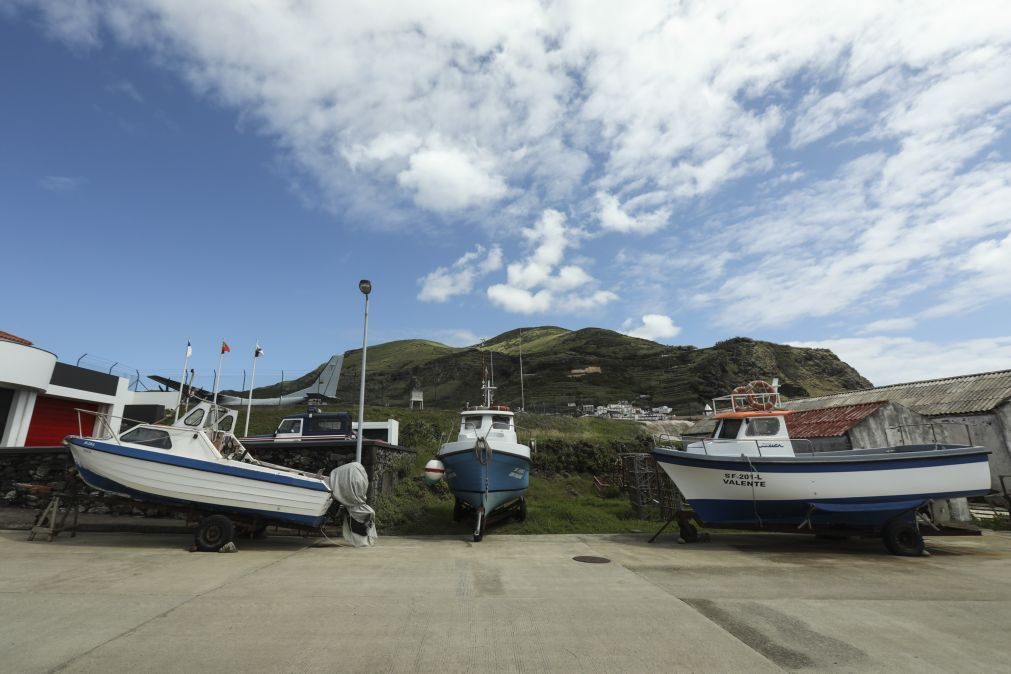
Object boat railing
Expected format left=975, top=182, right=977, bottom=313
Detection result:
left=891, top=422, right=975, bottom=448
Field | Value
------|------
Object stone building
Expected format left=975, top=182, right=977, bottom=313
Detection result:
left=781, top=370, right=1011, bottom=491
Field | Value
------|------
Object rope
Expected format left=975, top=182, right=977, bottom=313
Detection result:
left=742, top=453, right=764, bottom=528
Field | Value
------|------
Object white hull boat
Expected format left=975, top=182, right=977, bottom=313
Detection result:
left=652, top=381, right=992, bottom=555
left=64, top=401, right=374, bottom=549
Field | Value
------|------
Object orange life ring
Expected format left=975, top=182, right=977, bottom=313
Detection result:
left=731, top=385, right=752, bottom=410
left=747, top=380, right=776, bottom=410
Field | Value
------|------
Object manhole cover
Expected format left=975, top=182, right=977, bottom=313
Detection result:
left=572, top=555, right=610, bottom=564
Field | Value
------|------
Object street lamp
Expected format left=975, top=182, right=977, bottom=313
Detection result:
left=355, top=279, right=372, bottom=463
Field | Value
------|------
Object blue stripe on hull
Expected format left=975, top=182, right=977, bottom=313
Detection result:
left=67, top=437, right=330, bottom=491
left=76, top=466, right=327, bottom=528
left=652, top=448, right=989, bottom=473
left=689, top=490, right=990, bottom=528
left=440, top=450, right=530, bottom=513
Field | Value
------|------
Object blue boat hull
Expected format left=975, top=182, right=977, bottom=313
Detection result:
left=440, top=448, right=530, bottom=514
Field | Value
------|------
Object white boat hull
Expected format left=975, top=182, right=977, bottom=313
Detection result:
left=652, top=444, right=991, bottom=526
left=68, top=437, right=333, bottom=527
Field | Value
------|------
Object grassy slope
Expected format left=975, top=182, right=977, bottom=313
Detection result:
left=238, top=403, right=658, bottom=535
left=321, top=328, right=873, bottom=413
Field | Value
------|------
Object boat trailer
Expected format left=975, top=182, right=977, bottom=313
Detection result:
left=649, top=499, right=984, bottom=557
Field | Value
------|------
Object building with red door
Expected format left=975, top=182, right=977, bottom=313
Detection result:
left=0, top=332, right=175, bottom=447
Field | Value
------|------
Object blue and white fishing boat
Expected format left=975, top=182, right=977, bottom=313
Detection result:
left=429, top=365, right=530, bottom=541
left=652, top=382, right=992, bottom=555
left=64, top=401, right=374, bottom=550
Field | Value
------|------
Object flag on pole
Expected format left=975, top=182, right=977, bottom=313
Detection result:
left=185, top=340, right=192, bottom=358
left=221, top=341, right=231, bottom=354
left=254, top=344, right=264, bottom=358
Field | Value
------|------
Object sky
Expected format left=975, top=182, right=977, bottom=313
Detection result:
left=2, top=1, right=1011, bottom=392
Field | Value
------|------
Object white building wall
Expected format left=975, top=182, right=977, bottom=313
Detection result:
left=1, top=390, right=37, bottom=446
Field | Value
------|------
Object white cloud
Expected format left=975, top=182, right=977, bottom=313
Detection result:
left=417, top=244, right=503, bottom=302
left=397, top=145, right=508, bottom=213
left=487, top=209, right=617, bottom=314
left=39, top=175, right=84, bottom=192
left=623, top=314, right=682, bottom=342
left=596, top=192, right=670, bottom=234
left=860, top=317, right=918, bottom=334
left=424, top=328, right=481, bottom=347
left=789, top=336, right=1011, bottom=386
left=12, top=0, right=1011, bottom=340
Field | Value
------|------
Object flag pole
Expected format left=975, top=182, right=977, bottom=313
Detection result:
left=212, top=340, right=227, bottom=431
left=175, top=341, right=192, bottom=422
left=244, top=342, right=261, bottom=437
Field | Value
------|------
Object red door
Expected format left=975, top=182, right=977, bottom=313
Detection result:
left=24, top=396, right=98, bottom=446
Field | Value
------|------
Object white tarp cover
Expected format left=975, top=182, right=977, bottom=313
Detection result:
left=329, top=462, right=377, bottom=547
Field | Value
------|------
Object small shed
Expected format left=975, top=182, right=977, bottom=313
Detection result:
left=782, top=370, right=1011, bottom=490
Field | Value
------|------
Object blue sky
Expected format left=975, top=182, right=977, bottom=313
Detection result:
left=3, top=2, right=1011, bottom=390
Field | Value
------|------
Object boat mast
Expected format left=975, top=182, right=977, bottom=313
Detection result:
left=519, top=329, right=525, bottom=412
left=481, top=344, right=496, bottom=407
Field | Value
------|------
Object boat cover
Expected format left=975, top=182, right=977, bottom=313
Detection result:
left=329, top=462, right=378, bottom=547
left=808, top=499, right=927, bottom=514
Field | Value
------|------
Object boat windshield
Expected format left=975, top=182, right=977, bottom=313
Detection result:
left=182, top=408, right=205, bottom=427
left=745, top=417, right=781, bottom=436
left=463, top=415, right=484, bottom=430
left=277, top=419, right=302, bottom=434
left=715, top=419, right=742, bottom=439
left=491, top=415, right=511, bottom=430
left=120, top=426, right=173, bottom=450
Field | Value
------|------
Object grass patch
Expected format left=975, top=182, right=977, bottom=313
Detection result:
left=378, top=474, right=659, bottom=536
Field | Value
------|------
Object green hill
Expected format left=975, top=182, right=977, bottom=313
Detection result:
left=326, top=328, right=870, bottom=414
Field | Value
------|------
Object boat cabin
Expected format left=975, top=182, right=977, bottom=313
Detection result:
left=172, top=401, right=237, bottom=434
left=457, top=407, right=516, bottom=441
left=272, top=408, right=353, bottom=442
left=690, top=411, right=796, bottom=457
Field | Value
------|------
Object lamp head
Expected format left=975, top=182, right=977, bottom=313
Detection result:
left=358, top=279, right=372, bottom=295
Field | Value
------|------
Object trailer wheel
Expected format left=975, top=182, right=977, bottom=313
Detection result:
left=452, top=498, right=464, bottom=522
left=515, top=497, right=527, bottom=522
left=679, top=522, right=700, bottom=543
left=882, top=520, right=924, bottom=557
left=195, top=514, right=235, bottom=552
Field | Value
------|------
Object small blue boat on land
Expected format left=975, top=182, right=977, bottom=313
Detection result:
left=429, top=372, right=530, bottom=541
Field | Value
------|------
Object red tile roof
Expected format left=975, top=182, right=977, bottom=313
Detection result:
left=0, top=331, right=32, bottom=346
left=785, top=402, right=886, bottom=438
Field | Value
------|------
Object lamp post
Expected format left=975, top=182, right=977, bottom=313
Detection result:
left=355, top=279, right=372, bottom=464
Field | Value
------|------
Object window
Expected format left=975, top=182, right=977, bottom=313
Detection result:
left=120, top=426, right=172, bottom=450
left=277, top=419, right=302, bottom=434
left=746, top=417, right=781, bottom=437
left=463, top=416, right=483, bottom=430
left=312, top=418, right=348, bottom=433
left=183, top=408, right=205, bottom=427
left=491, top=415, right=511, bottom=430
left=716, top=419, right=743, bottom=439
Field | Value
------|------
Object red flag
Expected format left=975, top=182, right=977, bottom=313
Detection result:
left=221, top=341, right=230, bottom=354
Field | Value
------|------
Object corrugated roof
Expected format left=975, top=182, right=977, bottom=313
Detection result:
left=781, top=369, right=1011, bottom=416
left=784, top=402, right=886, bottom=438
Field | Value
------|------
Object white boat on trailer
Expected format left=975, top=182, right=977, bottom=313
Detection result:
left=652, top=381, right=992, bottom=556
left=64, top=401, right=375, bottom=550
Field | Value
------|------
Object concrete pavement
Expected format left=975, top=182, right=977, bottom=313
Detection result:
left=1, top=526, right=1009, bottom=672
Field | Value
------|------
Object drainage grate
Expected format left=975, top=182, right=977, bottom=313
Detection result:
left=572, top=555, right=610, bottom=564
